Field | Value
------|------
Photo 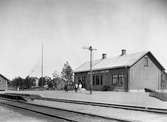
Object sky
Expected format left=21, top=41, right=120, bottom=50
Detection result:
left=0, top=0, right=167, bottom=80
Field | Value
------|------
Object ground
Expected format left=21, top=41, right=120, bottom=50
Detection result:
left=0, top=105, right=47, bottom=122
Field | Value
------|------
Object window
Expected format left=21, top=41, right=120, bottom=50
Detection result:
left=144, top=56, right=149, bottom=67
left=96, top=75, right=99, bottom=85
left=118, top=74, right=124, bottom=86
left=93, top=75, right=103, bottom=86
left=112, top=75, right=118, bottom=85
left=100, top=75, right=103, bottom=85
left=93, top=75, right=95, bottom=85
left=78, top=77, right=81, bottom=83
left=112, top=74, right=124, bottom=87
left=81, top=76, right=86, bottom=83
left=81, top=76, right=86, bottom=88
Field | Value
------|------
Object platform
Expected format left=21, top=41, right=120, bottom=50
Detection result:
left=2, top=90, right=167, bottom=121
left=4, top=90, right=167, bottom=109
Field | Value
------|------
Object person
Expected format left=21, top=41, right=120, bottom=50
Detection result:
left=64, top=84, right=68, bottom=92
left=79, top=82, right=82, bottom=92
left=74, top=83, right=78, bottom=92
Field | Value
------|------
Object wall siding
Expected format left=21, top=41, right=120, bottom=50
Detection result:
left=75, top=67, right=128, bottom=91
left=74, top=71, right=107, bottom=90
left=74, top=72, right=88, bottom=88
left=129, top=55, right=161, bottom=90
left=108, top=68, right=128, bottom=91
left=0, top=76, right=7, bottom=90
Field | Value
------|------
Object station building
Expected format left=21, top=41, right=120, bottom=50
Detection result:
left=0, top=74, right=9, bottom=91
left=74, top=50, right=166, bottom=91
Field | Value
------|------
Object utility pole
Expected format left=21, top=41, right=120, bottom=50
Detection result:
left=41, top=42, right=44, bottom=86
left=83, top=45, right=97, bottom=94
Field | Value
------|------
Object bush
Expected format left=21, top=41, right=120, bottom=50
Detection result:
left=110, top=85, right=115, bottom=91
left=102, top=85, right=110, bottom=91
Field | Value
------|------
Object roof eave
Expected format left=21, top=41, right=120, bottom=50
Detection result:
left=130, top=51, right=165, bottom=71
left=74, top=65, right=130, bottom=73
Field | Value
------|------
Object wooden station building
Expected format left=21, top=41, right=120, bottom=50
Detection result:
left=74, top=50, right=166, bottom=91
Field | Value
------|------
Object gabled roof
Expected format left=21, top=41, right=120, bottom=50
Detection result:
left=74, top=51, right=165, bottom=73
left=0, top=74, right=10, bottom=81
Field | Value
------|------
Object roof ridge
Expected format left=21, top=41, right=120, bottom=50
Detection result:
left=74, top=50, right=151, bottom=73
left=94, top=50, right=149, bottom=61
left=0, top=74, right=10, bottom=81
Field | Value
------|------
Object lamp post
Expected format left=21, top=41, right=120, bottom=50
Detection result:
left=83, top=45, right=97, bottom=94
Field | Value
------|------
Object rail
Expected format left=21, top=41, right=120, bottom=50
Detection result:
left=38, top=97, right=167, bottom=114
left=1, top=93, right=167, bottom=114
left=0, top=94, right=130, bottom=122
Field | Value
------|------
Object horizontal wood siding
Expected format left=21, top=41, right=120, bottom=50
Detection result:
left=75, top=68, right=128, bottom=91
left=108, top=68, right=128, bottom=91
left=129, top=55, right=161, bottom=90
left=0, top=76, right=7, bottom=90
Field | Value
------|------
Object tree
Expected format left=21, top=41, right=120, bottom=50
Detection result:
left=38, top=77, right=45, bottom=87
left=38, top=76, right=52, bottom=88
left=53, top=77, right=65, bottom=90
left=52, top=70, right=60, bottom=79
left=52, top=70, right=64, bottom=89
left=24, top=76, right=36, bottom=89
left=61, top=61, right=73, bottom=85
left=11, top=76, right=38, bottom=90
left=47, top=79, right=55, bottom=89
left=11, top=77, right=24, bottom=90
left=44, top=76, right=51, bottom=88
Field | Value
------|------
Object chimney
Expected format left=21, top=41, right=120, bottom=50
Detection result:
left=121, top=49, right=126, bottom=56
left=102, top=53, right=107, bottom=59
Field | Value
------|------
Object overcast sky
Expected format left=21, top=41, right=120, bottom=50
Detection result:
left=0, top=0, right=167, bottom=79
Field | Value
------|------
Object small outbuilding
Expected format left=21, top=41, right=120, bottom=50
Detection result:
left=74, top=50, right=166, bottom=91
left=0, top=74, right=9, bottom=91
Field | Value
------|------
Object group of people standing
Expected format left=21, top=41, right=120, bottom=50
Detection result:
left=74, top=82, right=82, bottom=92
left=64, top=82, right=82, bottom=92
left=74, top=83, right=82, bottom=92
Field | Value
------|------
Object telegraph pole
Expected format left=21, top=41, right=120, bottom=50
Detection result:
left=83, top=45, right=97, bottom=94
left=41, top=42, right=44, bottom=86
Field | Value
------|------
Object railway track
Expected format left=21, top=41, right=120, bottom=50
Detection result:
left=0, top=97, right=130, bottom=122
left=38, top=97, right=167, bottom=114
left=1, top=93, right=167, bottom=122
left=2, top=93, right=167, bottom=114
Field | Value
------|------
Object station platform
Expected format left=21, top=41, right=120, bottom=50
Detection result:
left=4, top=90, right=167, bottom=109
left=2, top=90, right=167, bottom=122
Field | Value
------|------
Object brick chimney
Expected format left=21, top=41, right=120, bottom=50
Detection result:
left=121, top=49, right=126, bottom=56
left=102, top=53, right=107, bottom=59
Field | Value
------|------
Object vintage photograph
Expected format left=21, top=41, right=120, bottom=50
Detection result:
left=0, top=0, right=167, bottom=121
